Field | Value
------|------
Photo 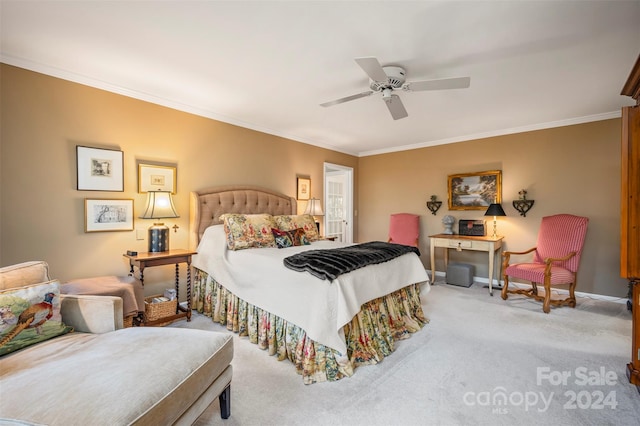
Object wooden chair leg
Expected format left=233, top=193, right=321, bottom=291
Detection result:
left=531, top=282, right=538, bottom=296
left=568, top=281, right=577, bottom=308
left=501, top=275, right=510, bottom=300
left=543, top=280, right=551, bottom=313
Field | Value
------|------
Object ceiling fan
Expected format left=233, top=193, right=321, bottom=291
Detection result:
left=320, top=57, right=470, bottom=120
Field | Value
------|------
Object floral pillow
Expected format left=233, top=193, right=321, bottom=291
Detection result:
left=0, top=280, right=73, bottom=356
left=274, top=214, right=320, bottom=242
left=272, top=228, right=310, bottom=249
left=220, top=213, right=277, bottom=250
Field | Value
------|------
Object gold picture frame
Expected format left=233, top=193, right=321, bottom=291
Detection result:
left=297, top=177, right=311, bottom=200
left=448, top=170, right=502, bottom=210
left=84, top=198, right=134, bottom=232
left=138, top=164, right=177, bottom=194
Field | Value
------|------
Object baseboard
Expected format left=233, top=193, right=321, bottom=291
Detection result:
left=429, top=270, right=628, bottom=304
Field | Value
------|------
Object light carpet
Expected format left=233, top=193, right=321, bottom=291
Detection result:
left=170, top=281, right=640, bottom=426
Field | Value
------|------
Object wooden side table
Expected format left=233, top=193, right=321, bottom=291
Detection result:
left=123, top=249, right=197, bottom=325
left=429, top=234, right=504, bottom=296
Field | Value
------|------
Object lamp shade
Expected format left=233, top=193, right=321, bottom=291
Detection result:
left=303, top=198, right=324, bottom=216
left=484, top=203, right=506, bottom=217
left=140, top=191, right=179, bottom=219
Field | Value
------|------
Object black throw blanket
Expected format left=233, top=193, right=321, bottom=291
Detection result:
left=283, top=241, right=420, bottom=281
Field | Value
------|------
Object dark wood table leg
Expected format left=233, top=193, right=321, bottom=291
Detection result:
left=174, top=263, right=180, bottom=315
left=186, top=261, right=192, bottom=321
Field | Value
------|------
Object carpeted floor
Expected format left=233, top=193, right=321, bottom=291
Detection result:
left=170, top=281, right=640, bottom=426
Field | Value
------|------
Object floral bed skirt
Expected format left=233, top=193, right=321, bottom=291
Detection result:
left=192, top=268, right=428, bottom=384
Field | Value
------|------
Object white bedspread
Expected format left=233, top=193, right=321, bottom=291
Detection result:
left=192, top=225, right=429, bottom=355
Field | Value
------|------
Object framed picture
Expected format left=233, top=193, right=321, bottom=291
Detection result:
left=76, top=146, right=124, bottom=191
left=448, top=170, right=502, bottom=210
left=297, top=177, right=311, bottom=200
left=138, top=164, right=177, bottom=193
left=85, top=198, right=134, bottom=232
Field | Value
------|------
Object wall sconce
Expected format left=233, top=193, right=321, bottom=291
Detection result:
left=512, top=189, right=535, bottom=217
left=303, top=198, right=324, bottom=232
left=484, top=202, right=506, bottom=238
left=426, top=195, right=442, bottom=215
left=140, top=190, right=179, bottom=252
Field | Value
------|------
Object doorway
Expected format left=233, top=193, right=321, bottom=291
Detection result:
left=323, top=162, right=354, bottom=243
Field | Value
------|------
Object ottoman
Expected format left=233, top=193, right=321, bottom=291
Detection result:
left=446, top=263, right=474, bottom=287
left=62, top=275, right=144, bottom=327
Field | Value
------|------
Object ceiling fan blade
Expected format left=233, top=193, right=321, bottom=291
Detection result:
left=355, top=57, right=388, bottom=82
left=403, top=76, right=471, bottom=92
left=320, top=90, right=373, bottom=107
left=384, top=94, right=408, bottom=120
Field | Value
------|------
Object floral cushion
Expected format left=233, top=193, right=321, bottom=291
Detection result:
left=220, top=213, right=277, bottom=250
left=274, top=214, right=320, bottom=242
left=0, top=280, right=72, bottom=356
left=272, top=228, right=310, bottom=249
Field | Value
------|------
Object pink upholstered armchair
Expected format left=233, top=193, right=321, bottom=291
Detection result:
left=388, top=213, right=420, bottom=247
left=501, top=214, right=589, bottom=313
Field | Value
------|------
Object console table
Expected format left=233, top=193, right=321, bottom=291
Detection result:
left=429, top=234, right=504, bottom=295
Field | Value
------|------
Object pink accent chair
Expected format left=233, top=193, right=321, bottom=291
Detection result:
left=388, top=213, right=420, bottom=247
left=501, top=214, right=589, bottom=313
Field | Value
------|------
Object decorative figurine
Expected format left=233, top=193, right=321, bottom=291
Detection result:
left=442, top=215, right=455, bottom=234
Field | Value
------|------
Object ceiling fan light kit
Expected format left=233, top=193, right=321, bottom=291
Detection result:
left=320, top=57, right=470, bottom=120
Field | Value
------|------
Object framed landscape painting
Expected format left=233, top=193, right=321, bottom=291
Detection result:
left=448, top=170, right=502, bottom=210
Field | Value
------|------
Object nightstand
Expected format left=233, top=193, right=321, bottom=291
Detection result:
left=123, top=249, right=197, bottom=325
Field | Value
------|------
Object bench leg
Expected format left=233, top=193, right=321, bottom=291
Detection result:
left=219, top=384, right=231, bottom=419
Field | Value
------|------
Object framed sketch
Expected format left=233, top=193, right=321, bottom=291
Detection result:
left=297, top=177, right=311, bottom=200
left=77, top=146, right=124, bottom=191
left=138, top=164, right=177, bottom=193
left=448, top=170, right=502, bottom=210
left=85, top=198, right=134, bottom=232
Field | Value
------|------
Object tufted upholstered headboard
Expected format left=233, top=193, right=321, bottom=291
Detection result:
left=189, top=185, right=297, bottom=250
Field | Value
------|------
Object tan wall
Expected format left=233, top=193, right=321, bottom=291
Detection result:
left=0, top=65, right=358, bottom=297
left=359, top=120, right=627, bottom=297
left=1, top=64, right=627, bottom=299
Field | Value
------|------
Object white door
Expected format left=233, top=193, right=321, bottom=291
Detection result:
left=323, top=163, right=353, bottom=243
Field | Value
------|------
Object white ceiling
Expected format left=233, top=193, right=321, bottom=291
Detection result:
left=2, top=1, right=639, bottom=156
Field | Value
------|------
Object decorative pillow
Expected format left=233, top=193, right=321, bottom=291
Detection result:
left=220, top=213, right=277, bottom=250
left=272, top=228, right=310, bottom=249
left=274, top=214, right=320, bottom=242
left=0, top=280, right=73, bottom=356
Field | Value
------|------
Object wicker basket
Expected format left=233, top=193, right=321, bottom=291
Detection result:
left=144, top=295, right=178, bottom=324
left=123, top=315, right=134, bottom=328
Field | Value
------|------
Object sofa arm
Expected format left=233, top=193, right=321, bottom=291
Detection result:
left=60, top=294, right=124, bottom=333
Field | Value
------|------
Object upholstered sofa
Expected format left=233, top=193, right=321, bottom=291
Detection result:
left=0, top=261, right=233, bottom=425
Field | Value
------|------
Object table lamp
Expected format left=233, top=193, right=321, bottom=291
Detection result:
left=140, top=190, right=179, bottom=252
left=484, top=202, right=506, bottom=238
left=303, top=198, right=324, bottom=232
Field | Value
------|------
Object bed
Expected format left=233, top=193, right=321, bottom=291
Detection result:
left=189, top=185, right=429, bottom=384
